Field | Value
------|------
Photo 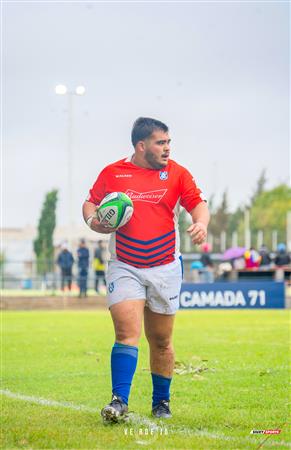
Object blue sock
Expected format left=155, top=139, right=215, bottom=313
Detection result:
left=151, top=372, right=172, bottom=408
left=111, top=342, right=138, bottom=405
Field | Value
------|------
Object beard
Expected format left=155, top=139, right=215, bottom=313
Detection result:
left=144, top=149, right=167, bottom=170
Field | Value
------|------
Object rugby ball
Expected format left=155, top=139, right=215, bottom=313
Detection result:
left=97, top=192, right=134, bottom=229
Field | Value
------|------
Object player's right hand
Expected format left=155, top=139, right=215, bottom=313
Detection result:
left=90, top=218, right=117, bottom=234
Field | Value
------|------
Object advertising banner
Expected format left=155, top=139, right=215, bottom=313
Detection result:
left=180, top=282, right=285, bottom=309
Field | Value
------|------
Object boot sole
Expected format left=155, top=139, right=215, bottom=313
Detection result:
left=152, top=411, right=172, bottom=419
left=101, top=406, right=127, bottom=424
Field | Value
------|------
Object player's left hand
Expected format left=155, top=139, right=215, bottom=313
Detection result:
left=187, top=222, right=207, bottom=245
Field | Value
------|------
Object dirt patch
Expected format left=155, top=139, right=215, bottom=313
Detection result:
left=1, top=295, right=107, bottom=310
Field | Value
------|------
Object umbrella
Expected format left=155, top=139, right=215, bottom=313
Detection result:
left=222, top=247, right=246, bottom=260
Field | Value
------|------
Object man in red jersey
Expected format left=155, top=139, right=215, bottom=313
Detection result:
left=83, top=117, right=209, bottom=423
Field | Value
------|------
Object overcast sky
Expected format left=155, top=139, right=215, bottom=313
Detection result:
left=3, top=1, right=289, bottom=228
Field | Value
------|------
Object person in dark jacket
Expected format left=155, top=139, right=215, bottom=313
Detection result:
left=77, top=239, right=90, bottom=297
left=259, top=244, right=272, bottom=268
left=57, top=244, right=74, bottom=291
left=199, top=242, right=214, bottom=282
left=275, top=243, right=291, bottom=266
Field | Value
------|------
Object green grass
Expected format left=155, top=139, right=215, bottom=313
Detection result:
left=2, top=310, right=290, bottom=449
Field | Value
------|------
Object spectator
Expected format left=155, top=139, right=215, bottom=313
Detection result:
left=274, top=243, right=291, bottom=267
left=57, top=244, right=74, bottom=291
left=259, top=244, right=272, bottom=268
left=77, top=239, right=90, bottom=298
left=199, top=242, right=214, bottom=282
left=190, top=260, right=203, bottom=283
left=233, top=256, right=245, bottom=270
left=244, top=248, right=261, bottom=269
left=93, top=241, right=106, bottom=293
left=217, top=262, right=232, bottom=280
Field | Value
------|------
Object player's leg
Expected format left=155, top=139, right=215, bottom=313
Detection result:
left=78, top=269, right=82, bottom=297
left=79, top=269, right=87, bottom=297
left=102, top=270, right=106, bottom=288
left=67, top=269, right=72, bottom=291
left=61, top=269, right=65, bottom=291
left=84, top=269, right=88, bottom=296
left=101, top=300, right=145, bottom=423
left=110, top=299, right=145, bottom=346
left=101, top=261, right=147, bottom=423
left=144, top=308, right=175, bottom=418
left=143, top=258, right=182, bottom=418
left=95, top=271, right=99, bottom=293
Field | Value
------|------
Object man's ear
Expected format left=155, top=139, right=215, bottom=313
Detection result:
left=136, top=140, right=146, bottom=153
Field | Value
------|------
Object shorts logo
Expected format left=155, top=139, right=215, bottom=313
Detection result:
left=169, top=295, right=178, bottom=301
left=108, top=282, right=115, bottom=293
left=125, top=189, right=167, bottom=204
left=159, top=171, right=168, bottom=180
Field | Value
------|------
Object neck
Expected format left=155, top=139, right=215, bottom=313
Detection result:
left=131, top=154, right=152, bottom=169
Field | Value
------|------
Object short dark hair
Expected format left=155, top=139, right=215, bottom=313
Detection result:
left=131, top=117, right=169, bottom=147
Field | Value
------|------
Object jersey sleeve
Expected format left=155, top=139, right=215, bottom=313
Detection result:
left=86, top=168, right=107, bottom=205
left=179, top=167, right=205, bottom=212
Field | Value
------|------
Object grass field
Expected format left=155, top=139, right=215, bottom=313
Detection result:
left=2, top=310, right=290, bottom=449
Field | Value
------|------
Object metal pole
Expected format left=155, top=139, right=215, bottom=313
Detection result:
left=208, top=233, right=213, bottom=251
left=232, top=231, right=238, bottom=248
left=244, top=209, right=251, bottom=249
left=287, top=212, right=291, bottom=251
left=220, top=231, right=226, bottom=252
left=185, top=232, right=191, bottom=252
left=272, top=230, right=278, bottom=251
left=67, top=93, right=73, bottom=228
left=257, top=230, right=263, bottom=249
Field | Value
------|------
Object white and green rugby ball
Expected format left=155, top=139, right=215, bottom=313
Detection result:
left=97, top=192, right=134, bottom=229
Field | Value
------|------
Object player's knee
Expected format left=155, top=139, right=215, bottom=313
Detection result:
left=151, top=334, right=173, bottom=352
left=115, top=327, right=141, bottom=345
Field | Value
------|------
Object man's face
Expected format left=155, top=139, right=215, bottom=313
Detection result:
left=143, top=130, right=171, bottom=170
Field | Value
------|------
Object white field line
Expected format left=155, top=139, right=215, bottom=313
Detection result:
left=1, top=389, right=99, bottom=413
left=1, top=389, right=290, bottom=448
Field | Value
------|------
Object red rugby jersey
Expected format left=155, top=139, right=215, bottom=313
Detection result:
left=87, top=157, right=205, bottom=268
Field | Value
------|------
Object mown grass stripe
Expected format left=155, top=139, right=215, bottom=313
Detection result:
left=2, top=389, right=290, bottom=448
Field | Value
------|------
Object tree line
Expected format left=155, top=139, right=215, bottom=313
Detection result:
left=33, top=171, right=291, bottom=275
left=180, top=170, right=291, bottom=252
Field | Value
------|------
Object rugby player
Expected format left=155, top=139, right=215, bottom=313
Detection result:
left=83, top=117, right=209, bottom=422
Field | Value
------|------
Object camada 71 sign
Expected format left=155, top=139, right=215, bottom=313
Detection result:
left=179, top=282, right=285, bottom=309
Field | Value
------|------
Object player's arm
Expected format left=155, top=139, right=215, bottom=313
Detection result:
left=187, top=201, right=210, bottom=245
left=84, top=168, right=117, bottom=234
left=178, top=167, right=210, bottom=245
left=82, top=200, right=117, bottom=234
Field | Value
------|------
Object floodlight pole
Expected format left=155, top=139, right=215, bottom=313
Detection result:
left=55, top=85, right=85, bottom=231
left=67, top=93, right=73, bottom=228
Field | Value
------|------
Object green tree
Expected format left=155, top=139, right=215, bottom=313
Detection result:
left=215, top=190, right=229, bottom=232
left=33, top=190, right=58, bottom=274
left=249, top=168, right=267, bottom=206
left=227, top=206, right=244, bottom=244
left=208, top=191, right=229, bottom=250
left=250, top=184, right=291, bottom=247
left=207, top=194, right=215, bottom=215
left=232, top=169, right=268, bottom=247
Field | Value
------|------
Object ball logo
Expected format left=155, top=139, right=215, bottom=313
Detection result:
left=108, top=282, right=115, bottom=293
left=104, top=208, right=115, bottom=222
left=159, top=171, right=168, bottom=180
